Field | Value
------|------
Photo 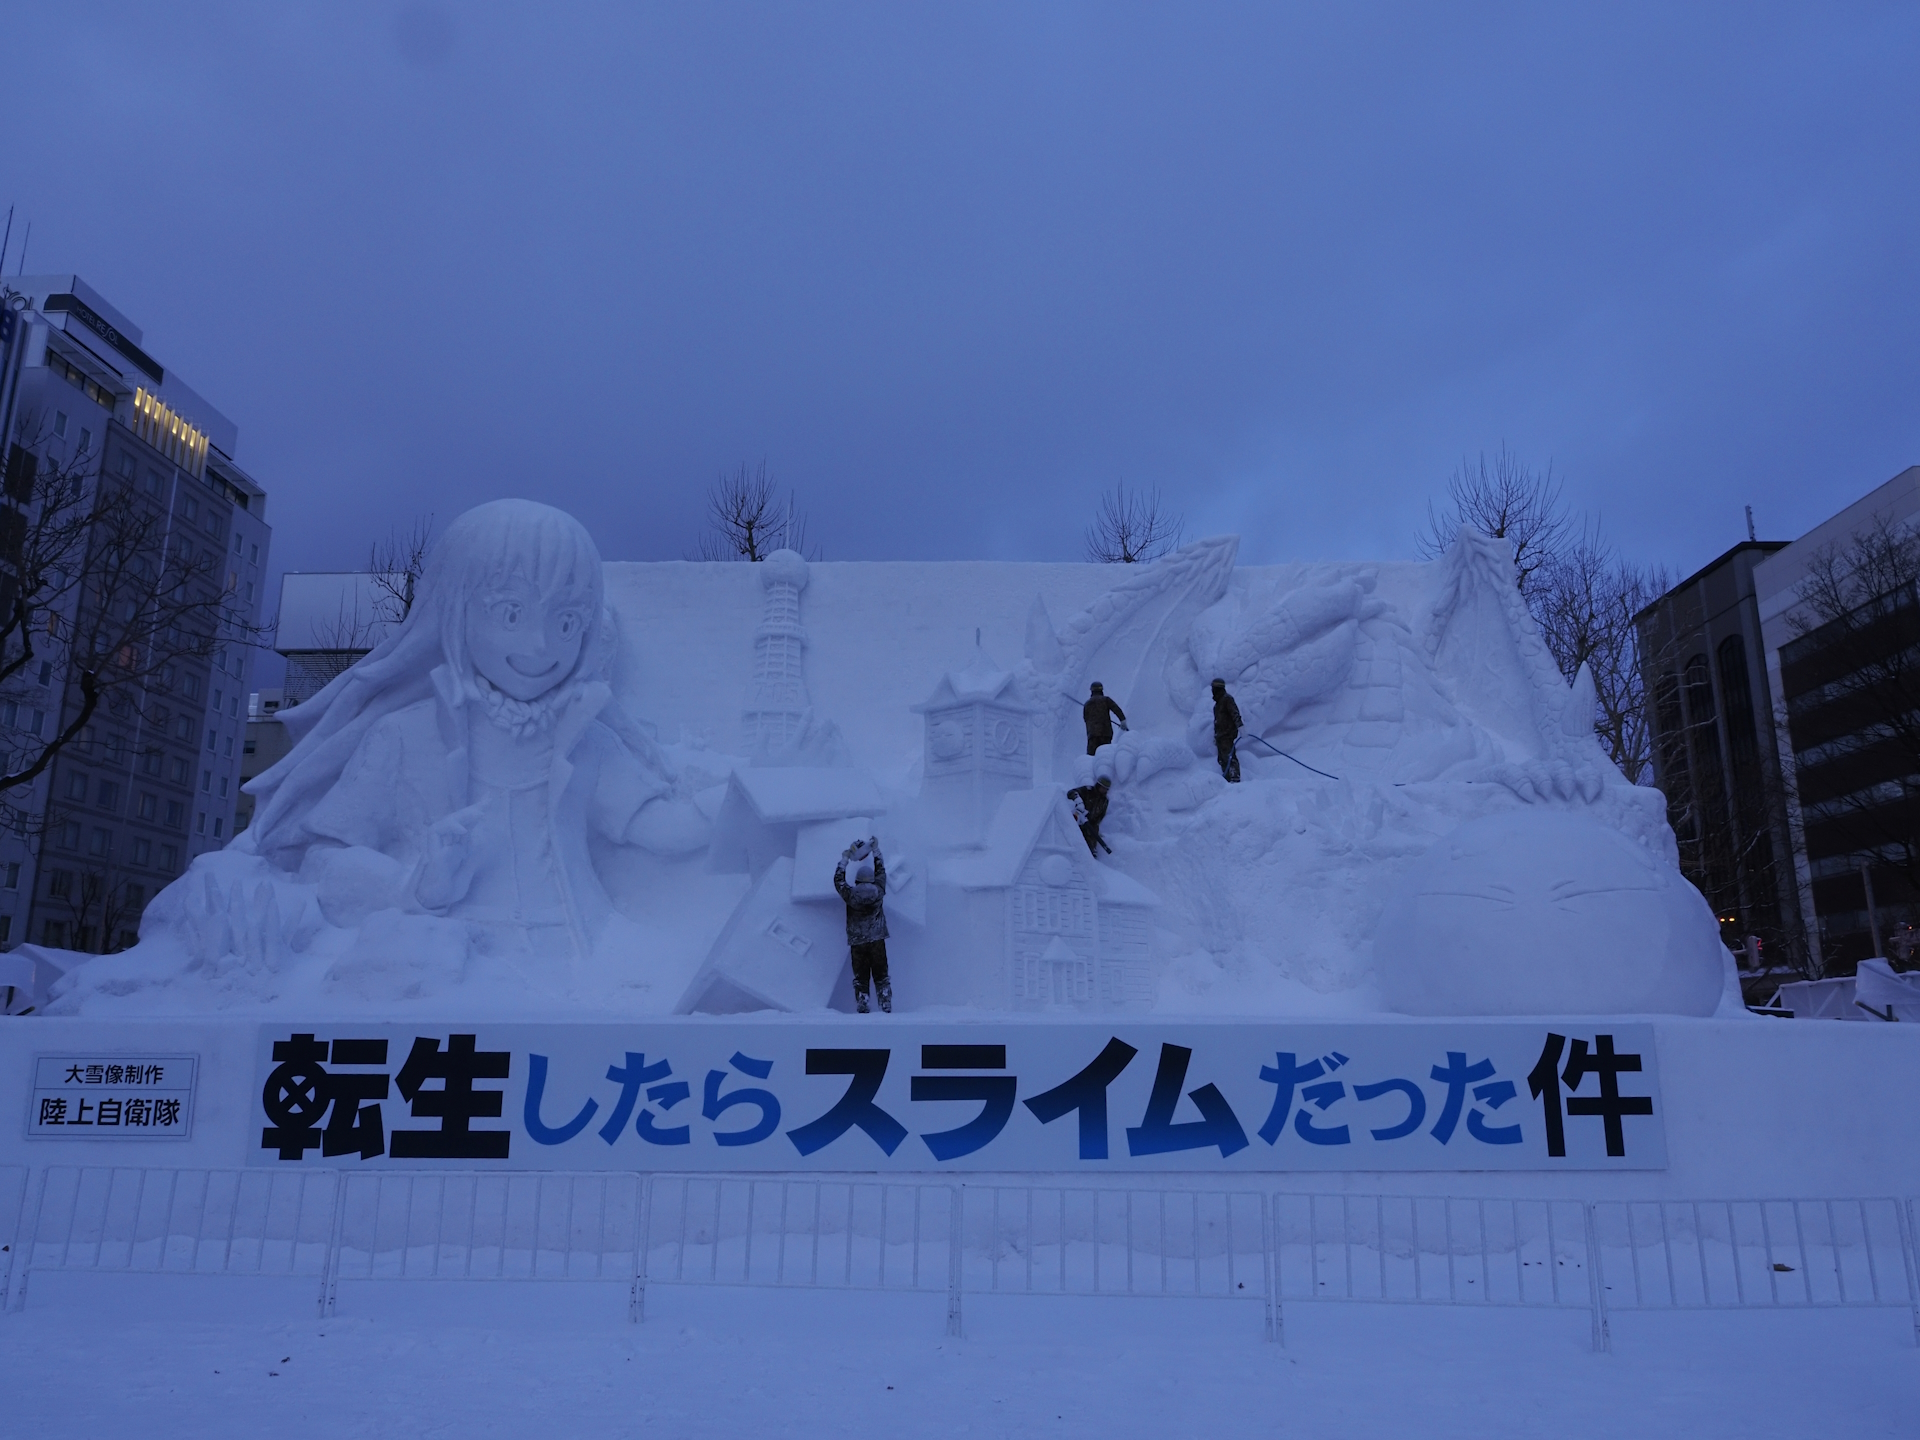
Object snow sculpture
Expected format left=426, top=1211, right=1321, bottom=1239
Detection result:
left=42, top=511, right=1731, bottom=1022
left=911, top=640, right=1160, bottom=1012
left=744, top=548, right=811, bottom=754
left=54, top=500, right=710, bottom=1011
left=1372, top=808, right=1727, bottom=1016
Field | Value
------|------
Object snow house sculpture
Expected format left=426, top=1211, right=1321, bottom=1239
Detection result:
left=911, top=645, right=1157, bottom=1012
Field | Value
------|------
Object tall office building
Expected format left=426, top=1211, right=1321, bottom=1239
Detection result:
left=1750, top=467, right=1920, bottom=973
left=0, top=275, right=271, bottom=952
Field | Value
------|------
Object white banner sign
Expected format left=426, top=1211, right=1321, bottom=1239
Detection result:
left=29, top=1053, right=198, bottom=1140
left=247, top=1022, right=1664, bottom=1172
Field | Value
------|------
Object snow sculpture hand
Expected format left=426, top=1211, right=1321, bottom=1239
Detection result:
left=1486, top=759, right=1605, bottom=805
left=417, top=800, right=488, bottom=911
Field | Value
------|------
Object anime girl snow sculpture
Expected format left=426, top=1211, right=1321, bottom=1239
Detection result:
left=238, top=498, right=706, bottom=973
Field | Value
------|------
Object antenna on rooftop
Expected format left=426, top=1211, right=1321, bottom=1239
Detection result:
left=0, top=207, right=12, bottom=277
left=15, top=220, right=27, bottom=276
left=1745, top=505, right=1756, bottom=542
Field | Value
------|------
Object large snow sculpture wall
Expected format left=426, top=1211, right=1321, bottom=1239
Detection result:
left=43, top=502, right=1730, bottom=1020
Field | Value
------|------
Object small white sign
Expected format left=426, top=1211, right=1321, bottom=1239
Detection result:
left=29, top=1053, right=198, bottom=1140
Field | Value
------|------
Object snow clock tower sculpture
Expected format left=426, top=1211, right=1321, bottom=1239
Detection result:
left=742, top=548, right=812, bottom=756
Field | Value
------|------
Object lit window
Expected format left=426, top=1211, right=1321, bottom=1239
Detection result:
left=131, top=388, right=210, bottom=477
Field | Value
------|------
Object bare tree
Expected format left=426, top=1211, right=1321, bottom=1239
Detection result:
left=1085, top=482, right=1184, bottom=564
left=1530, top=530, right=1669, bottom=783
left=48, top=860, right=148, bottom=954
left=695, top=461, right=812, bottom=561
left=367, top=515, right=433, bottom=625
left=0, top=415, right=248, bottom=832
left=1418, top=444, right=1571, bottom=592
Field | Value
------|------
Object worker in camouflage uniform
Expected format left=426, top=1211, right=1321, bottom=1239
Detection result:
left=1067, top=775, right=1112, bottom=855
left=1211, top=678, right=1242, bottom=783
left=834, top=837, right=891, bottom=1013
left=1082, top=682, right=1128, bottom=756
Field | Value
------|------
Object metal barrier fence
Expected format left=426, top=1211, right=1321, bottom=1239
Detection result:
left=4, top=1167, right=1919, bottom=1352
left=326, top=1171, right=645, bottom=1319
left=1269, top=1194, right=1596, bottom=1346
left=1586, top=1198, right=1920, bottom=1349
left=960, top=1185, right=1274, bottom=1337
left=644, top=1176, right=958, bottom=1331
left=8, top=1165, right=337, bottom=1312
left=0, top=1164, right=27, bottom=1310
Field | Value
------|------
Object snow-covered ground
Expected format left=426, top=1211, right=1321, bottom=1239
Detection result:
left=3, top=1278, right=1914, bottom=1437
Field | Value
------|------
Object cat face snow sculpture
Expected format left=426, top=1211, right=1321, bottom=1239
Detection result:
left=1374, top=807, right=1727, bottom=1017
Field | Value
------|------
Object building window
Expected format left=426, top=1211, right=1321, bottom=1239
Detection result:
left=0, top=916, right=12, bottom=944
left=53, top=411, right=68, bottom=437
left=159, top=844, right=178, bottom=871
left=36, top=662, right=50, bottom=687
left=218, top=776, right=229, bottom=798
left=164, top=801, right=183, bottom=828
left=200, top=769, right=211, bottom=793
left=131, top=388, right=209, bottom=476
left=175, top=716, right=193, bottom=741
left=223, top=734, right=234, bottom=757
left=183, top=496, right=199, bottom=521
left=3, top=862, right=16, bottom=888
left=141, top=749, right=162, bottom=776
left=96, top=781, right=119, bottom=811
left=169, top=756, right=189, bottom=784
left=205, top=727, right=216, bottom=752
left=249, top=543, right=258, bottom=563
left=196, top=811, right=206, bottom=834
left=78, top=427, right=91, bottom=452
left=65, top=772, right=88, bottom=801
left=212, top=817, right=223, bottom=838
left=184, top=675, right=201, bottom=700
left=42, top=921, right=65, bottom=948
left=138, top=792, right=157, bottom=820
left=89, top=828, right=110, bottom=857
left=48, top=869, right=72, bottom=899
left=229, top=695, right=239, bottom=717
left=60, top=822, right=80, bottom=849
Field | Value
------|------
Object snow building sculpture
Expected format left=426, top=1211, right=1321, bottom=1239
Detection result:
left=910, top=641, right=1160, bottom=1012
left=743, top=548, right=811, bottom=754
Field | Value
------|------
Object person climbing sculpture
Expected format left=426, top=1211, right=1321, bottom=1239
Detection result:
left=1067, top=775, right=1112, bottom=856
left=1082, top=681, right=1129, bottom=756
left=1211, top=677, right=1242, bottom=783
left=834, top=836, right=891, bottom=1013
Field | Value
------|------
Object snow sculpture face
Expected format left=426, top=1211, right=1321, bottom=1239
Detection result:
left=1374, top=808, right=1727, bottom=1017
left=465, top=575, right=592, bottom=702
